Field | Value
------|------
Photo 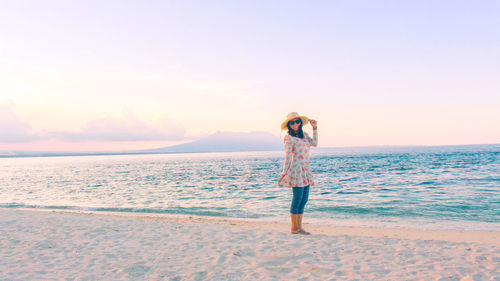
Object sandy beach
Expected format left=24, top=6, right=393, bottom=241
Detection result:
left=1, top=208, right=499, bottom=280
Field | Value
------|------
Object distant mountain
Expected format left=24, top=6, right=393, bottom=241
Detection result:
left=0, top=131, right=283, bottom=157
left=140, top=131, right=283, bottom=153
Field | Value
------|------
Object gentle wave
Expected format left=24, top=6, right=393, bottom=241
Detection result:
left=0, top=203, right=236, bottom=218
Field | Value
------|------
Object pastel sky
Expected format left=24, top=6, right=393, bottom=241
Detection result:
left=1, top=0, right=499, bottom=151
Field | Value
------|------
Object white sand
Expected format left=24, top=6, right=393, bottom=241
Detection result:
left=1, top=208, right=499, bottom=280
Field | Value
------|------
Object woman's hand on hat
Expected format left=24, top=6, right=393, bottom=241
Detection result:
left=310, top=120, right=317, bottom=129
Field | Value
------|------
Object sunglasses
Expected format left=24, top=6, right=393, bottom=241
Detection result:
left=289, top=119, right=302, bottom=125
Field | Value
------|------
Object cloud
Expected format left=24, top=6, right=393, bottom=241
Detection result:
left=49, top=106, right=186, bottom=141
left=0, top=102, right=186, bottom=143
left=0, top=100, right=41, bottom=143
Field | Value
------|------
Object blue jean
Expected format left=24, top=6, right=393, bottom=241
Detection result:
left=290, top=185, right=310, bottom=214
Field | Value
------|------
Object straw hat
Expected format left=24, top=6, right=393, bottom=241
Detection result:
left=281, top=112, right=309, bottom=130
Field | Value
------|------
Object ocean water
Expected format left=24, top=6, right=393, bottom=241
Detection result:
left=1, top=144, right=499, bottom=231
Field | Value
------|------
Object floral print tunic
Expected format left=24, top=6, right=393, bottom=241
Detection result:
left=279, top=129, right=318, bottom=187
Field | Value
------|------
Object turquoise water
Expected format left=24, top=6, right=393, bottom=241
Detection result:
left=1, top=144, right=499, bottom=231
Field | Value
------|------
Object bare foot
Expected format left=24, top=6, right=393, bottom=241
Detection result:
left=291, top=228, right=311, bottom=235
left=297, top=228, right=311, bottom=235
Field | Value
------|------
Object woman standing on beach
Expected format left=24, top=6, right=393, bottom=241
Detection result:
left=278, top=112, right=318, bottom=235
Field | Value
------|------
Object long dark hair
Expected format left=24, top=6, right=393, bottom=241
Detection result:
left=287, top=120, right=304, bottom=138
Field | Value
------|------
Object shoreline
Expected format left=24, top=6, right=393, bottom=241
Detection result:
left=5, top=207, right=499, bottom=245
left=1, top=205, right=498, bottom=232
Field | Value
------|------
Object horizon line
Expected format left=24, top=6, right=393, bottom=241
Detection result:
left=1, top=142, right=498, bottom=158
